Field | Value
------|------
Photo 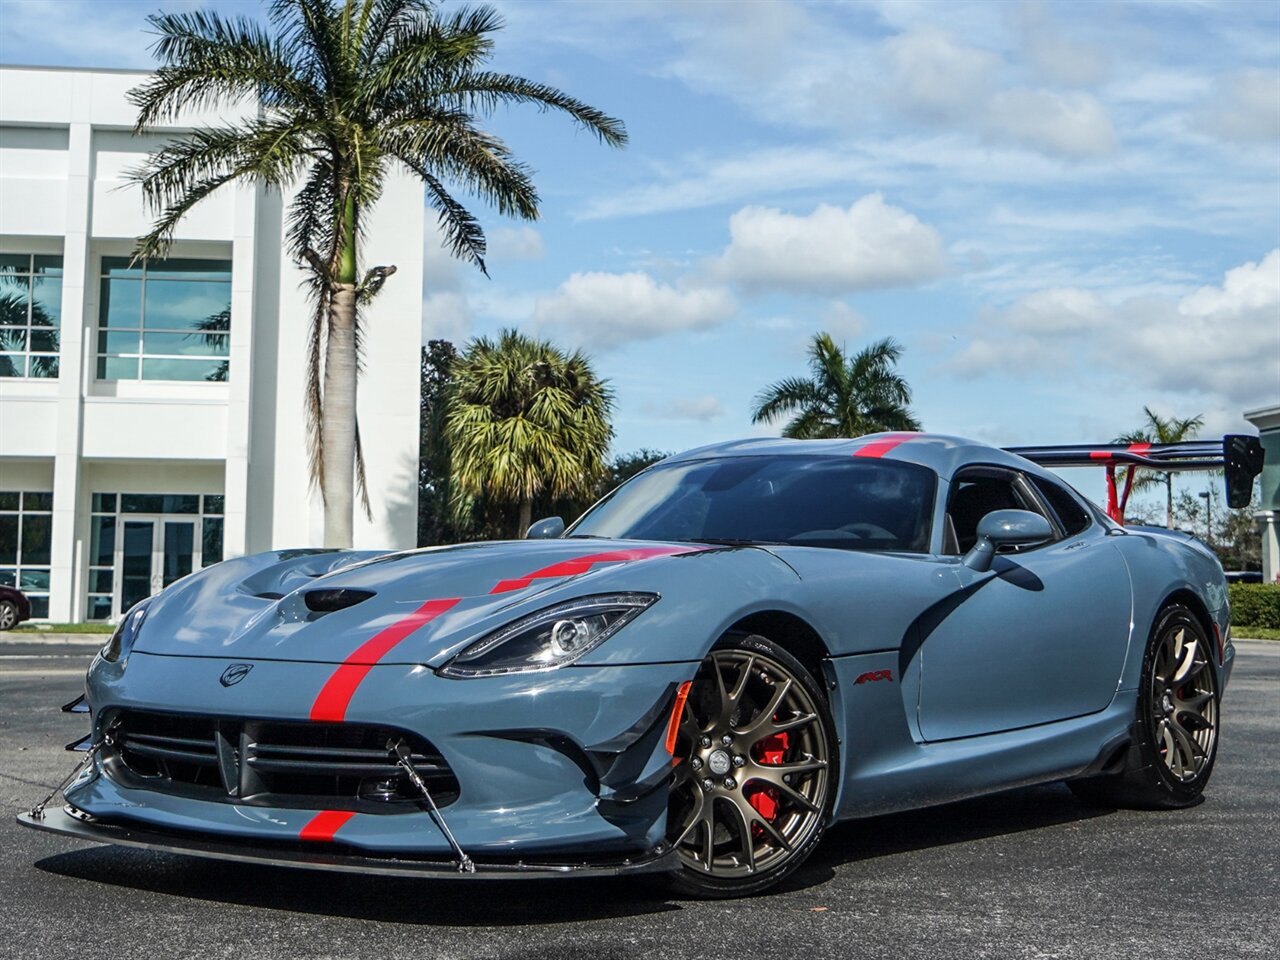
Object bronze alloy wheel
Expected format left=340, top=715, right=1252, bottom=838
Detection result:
left=666, top=637, right=835, bottom=896
left=1149, top=619, right=1218, bottom=782
left=1069, top=604, right=1221, bottom=810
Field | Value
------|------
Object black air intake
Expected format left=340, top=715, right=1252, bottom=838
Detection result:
left=303, top=588, right=375, bottom=612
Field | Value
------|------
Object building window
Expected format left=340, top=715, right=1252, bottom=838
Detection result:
left=97, top=257, right=231, bottom=382
left=0, top=254, right=63, bottom=379
left=0, top=490, right=53, bottom=619
left=87, top=492, right=224, bottom=621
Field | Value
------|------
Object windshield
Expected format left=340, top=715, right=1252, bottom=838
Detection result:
left=569, top=455, right=935, bottom=553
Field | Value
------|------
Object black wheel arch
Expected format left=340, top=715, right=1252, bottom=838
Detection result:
left=723, top=610, right=831, bottom=685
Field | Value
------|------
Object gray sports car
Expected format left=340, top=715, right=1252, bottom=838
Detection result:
left=20, top=431, right=1263, bottom=897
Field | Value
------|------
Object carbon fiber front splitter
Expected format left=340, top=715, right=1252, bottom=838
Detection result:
left=17, top=806, right=678, bottom=880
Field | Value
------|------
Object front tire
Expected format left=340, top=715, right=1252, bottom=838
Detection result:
left=665, top=634, right=838, bottom=898
left=1069, top=604, right=1220, bottom=810
left=0, top=600, right=18, bottom=631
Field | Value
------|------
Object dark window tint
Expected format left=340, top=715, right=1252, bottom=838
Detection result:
left=945, top=470, right=1046, bottom=554
left=20, top=514, right=51, bottom=564
left=570, top=456, right=935, bottom=553
left=202, top=517, right=224, bottom=565
left=1030, top=476, right=1091, bottom=537
left=0, top=515, right=16, bottom=564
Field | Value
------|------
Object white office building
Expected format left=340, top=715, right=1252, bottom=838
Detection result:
left=0, top=67, right=423, bottom=622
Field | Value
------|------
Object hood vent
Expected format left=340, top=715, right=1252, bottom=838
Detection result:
left=303, top=588, right=376, bottom=613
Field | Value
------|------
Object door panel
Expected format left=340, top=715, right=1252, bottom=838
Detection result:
left=918, top=539, right=1132, bottom=740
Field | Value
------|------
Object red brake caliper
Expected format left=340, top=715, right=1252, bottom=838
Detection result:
left=748, top=729, right=790, bottom=830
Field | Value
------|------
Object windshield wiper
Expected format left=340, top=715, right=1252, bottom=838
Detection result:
left=688, top=537, right=788, bottom=547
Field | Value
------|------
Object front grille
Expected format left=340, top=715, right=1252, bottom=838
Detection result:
left=103, top=710, right=459, bottom=813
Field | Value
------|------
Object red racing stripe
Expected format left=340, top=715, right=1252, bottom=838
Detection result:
left=310, top=597, right=461, bottom=722
left=1127, top=442, right=1152, bottom=455
left=853, top=433, right=918, bottom=459
left=489, top=546, right=703, bottom=595
left=299, top=809, right=355, bottom=841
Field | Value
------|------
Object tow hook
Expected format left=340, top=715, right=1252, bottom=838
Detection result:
left=30, top=723, right=116, bottom=821
left=387, top=738, right=475, bottom=874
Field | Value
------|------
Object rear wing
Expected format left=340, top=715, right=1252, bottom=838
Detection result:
left=1006, top=435, right=1264, bottom=524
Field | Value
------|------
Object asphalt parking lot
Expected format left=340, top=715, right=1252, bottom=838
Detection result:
left=1, top=638, right=1276, bottom=960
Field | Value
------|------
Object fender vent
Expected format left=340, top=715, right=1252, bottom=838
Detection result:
left=303, top=588, right=375, bottom=612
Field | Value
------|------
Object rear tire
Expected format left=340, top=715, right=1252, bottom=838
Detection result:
left=0, top=600, right=18, bottom=631
left=664, top=633, right=838, bottom=899
left=1068, top=604, right=1219, bottom=810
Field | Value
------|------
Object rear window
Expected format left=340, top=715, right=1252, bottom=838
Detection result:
left=1030, top=475, right=1092, bottom=537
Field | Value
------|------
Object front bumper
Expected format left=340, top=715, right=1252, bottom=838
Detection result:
left=18, top=805, right=677, bottom=879
left=53, top=651, right=698, bottom=862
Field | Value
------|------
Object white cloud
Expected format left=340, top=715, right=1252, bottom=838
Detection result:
left=646, top=395, right=725, bottom=422
left=1129, top=249, right=1280, bottom=403
left=821, top=301, right=869, bottom=341
left=1009, top=0, right=1109, bottom=87
left=488, top=226, right=546, bottom=261
left=985, top=89, right=1118, bottom=158
left=945, top=251, right=1280, bottom=415
left=1002, top=287, right=1110, bottom=333
left=1195, top=69, right=1280, bottom=144
left=883, top=27, right=998, bottom=123
left=421, top=291, right=470, bottom=344
left=534, top=272, right=736, bottom=349
left=715, top=194, right=948, bottom=295
left=0, top=0, right=154, bottom=68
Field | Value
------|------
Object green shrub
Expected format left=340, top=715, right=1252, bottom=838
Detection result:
left=1229, top=583, right=1280, bottom=629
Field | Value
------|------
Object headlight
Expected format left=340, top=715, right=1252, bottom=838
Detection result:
left=100, top=599, right=151, bottom=663
left=439, top=593, right=658, bottom=678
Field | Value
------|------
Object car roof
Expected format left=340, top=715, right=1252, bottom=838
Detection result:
left=662, top=432, right=1041, bottom=482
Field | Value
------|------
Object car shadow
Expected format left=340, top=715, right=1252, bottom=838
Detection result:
left=779, top=781, right=1114, bottom=893
left=34, top=783, right=1112, bottom=922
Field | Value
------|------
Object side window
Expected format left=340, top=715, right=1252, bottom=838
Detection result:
left=1029, top=475, right=1092, bottom=537
left=943, top=469, right=1048, bottom=555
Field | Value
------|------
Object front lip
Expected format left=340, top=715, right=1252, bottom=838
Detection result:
left=17, top=806, right=678, bottom=879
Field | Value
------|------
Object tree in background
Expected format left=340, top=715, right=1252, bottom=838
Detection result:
left=751, top=334, right=921, bottom=439
left=417, top=339, right=459, bottom=546
left=445, top=330, right=614, bottom=537
left=128, top=0, right=626, bottom=547
left=1114, top=407, right=1204, bottom=528
left=600, top=448, right=670, bottom=496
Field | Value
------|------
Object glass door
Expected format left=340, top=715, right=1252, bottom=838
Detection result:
left=161, top=520, right=196, bottom=588
left=119, top=520, right=155, bottom=616
left=114, top=517, right=202, bottom=618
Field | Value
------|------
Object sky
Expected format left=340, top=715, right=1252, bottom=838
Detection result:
left=2, top=0, right=1278, bottom=509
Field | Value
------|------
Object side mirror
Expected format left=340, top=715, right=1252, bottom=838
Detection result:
left=525, top=516, right=565, bottom=540
left=963, top=509, right=1053, bottom=572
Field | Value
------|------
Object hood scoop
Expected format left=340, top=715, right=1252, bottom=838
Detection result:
left=303, top=588, right=376, bottom=613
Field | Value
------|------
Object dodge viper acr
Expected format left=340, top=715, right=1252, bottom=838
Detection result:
left=19, top=432, right=1264, bottom=897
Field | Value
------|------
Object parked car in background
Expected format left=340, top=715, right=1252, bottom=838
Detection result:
left=0, top=585, right=31, bottom=630
left=1224, top=571, right=1264, bottom=584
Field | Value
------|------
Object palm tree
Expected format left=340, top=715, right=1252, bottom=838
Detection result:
left=127, top=0, right=626, bottom=547
left=1115, top=406, right=1204, bottom=528
left=445, top=330, right=613, bottom=537
left=751, top=333, right=921, bottom=439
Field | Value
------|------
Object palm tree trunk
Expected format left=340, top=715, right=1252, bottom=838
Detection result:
left=1166, top=475, right=1173, bottom=529
left=322, top=283, right=359, bottom=547
left=518, top=498, right=532, bottom=539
